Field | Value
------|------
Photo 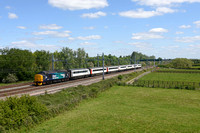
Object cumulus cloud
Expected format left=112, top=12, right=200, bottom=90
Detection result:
left=11, top=40, right=61, bottom=51
left=149, top=28, right=168, bottom=33
left=132, top=32, right=164, bottom=40
left=17, top=26, right=27, bottom=29
left=39, top=24, right=63, bottom=30
left=119, top=7, right=175, bottom=18
left=81, top=11, right=106, bottom=18
left=77, top=35, right=101, bottom=40
left=48, top=0, right=108, bottom=10
left=8, top=13, right=18, bottom=19
left=176, top=35, right=200, bottom=43
left=193, top=20, right=200, bottom=28
left=33, top=30, right=71, bottom=38
left=179, top=25, right=191, bottom=29
left=132, top=0, right=200, bottom=7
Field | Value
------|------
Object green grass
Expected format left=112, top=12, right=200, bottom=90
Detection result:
left=140, top=72, right=200, bottom=82
left=0, top=80, right=32, bottom=86
left=24, top=86, right=200, bottom=133
left=192, top=66, right=200, bottom=69
left=157, top=68, right=200, bottom=72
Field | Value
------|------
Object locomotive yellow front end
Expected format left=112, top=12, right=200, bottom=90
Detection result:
left=34, top=74, right=43, bottom=86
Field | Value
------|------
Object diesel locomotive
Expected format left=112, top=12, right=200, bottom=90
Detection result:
left=34, top=64, right=142, bottom=86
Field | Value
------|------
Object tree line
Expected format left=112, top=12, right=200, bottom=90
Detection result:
left=0, top=47, right=155, bottom=82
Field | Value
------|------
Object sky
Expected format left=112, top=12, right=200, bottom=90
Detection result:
left=0, top=0, right=200, bottom=59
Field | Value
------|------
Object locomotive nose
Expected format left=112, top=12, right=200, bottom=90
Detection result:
left=34, top=74, right=43, bottom=86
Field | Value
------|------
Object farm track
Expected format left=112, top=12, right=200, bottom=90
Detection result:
left=0, top=67, right=150, bottom=99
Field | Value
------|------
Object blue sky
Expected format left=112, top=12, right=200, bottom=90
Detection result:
left=1, top=0, right=200, bottom=58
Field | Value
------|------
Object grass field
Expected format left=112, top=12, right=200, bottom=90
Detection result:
left=25, top=86, right=200, bottom=133
left=140, top=72, right=200, bottom=82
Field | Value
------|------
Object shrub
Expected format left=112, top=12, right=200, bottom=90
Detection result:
left=2, top=73, right=18, bottom=83
left=118, top=75, right=123, bottom=80
left=0, top=95, right=48, bottom=131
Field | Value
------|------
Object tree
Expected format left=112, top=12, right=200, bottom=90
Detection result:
left=171, top=58, right=193, bottom=69
left=0, top=48, right=35, bottom=81
left=34, top=50, right=51, bottom=71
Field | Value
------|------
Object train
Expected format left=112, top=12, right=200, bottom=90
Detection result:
left=34, top=64, right=142, bottom=86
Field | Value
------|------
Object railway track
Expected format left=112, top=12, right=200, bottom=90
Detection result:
left=0, top=68, right=149, bottom=100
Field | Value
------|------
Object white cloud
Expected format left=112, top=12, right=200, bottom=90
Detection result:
left=119, top=8, right=175, bottom=18
left=104, top=26, right=108, bottom=29
left=33, top=30, right=71, bottom=38
left=132, top=0, right=200, bottom=7
left=39, top=24, right=63, bottom=30
left=11, top=40, right=61, bottom=51
left=193, top=20, right=200, bottom=28
left=80, top=42, right=96, bottom=45
left=17, top=26, right=27, bottom=29
left=132, top=32, right=164, bottom=40
left=77, top=35, right=101, bottom=40
left=5, top=6, right=11, bottom=9
left=68, top=37, right=75, bottom=41
left=128, top=42, right=153, bottom=50
left=83, top=26, right=95, bottom=30
left=156, top=7, right=175, bottom=13
left=81, top=11, right=106, bottom=18
left=176, top=35, right=200, bottom=43
left=179, top=25, right=191, bottom=29
left=176, top=31, right=184, bottom=34
left=149, top=28, right=168, bottom=33
left=8, top=13, right=18, bottom=19
left=48, top=0, right=108, bottom=10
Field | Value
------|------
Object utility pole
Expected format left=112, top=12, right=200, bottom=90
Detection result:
left=146, top=58, right=148, bottom=68
left=102, top=53, right=105, bottom=80
left=154, top=58, right=155, bottom=67
left=52, top=54, right=54, bottom=71
left=134, top=54, right=136, bottom=71
left=97, top=54, right=99, bottom=67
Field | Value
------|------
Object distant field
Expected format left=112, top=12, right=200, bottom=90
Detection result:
left=26, top=86, right=200, bottom=133
left=140, top=72, right=200, bottom=82
left=192, top=66, right=200, bottom=69
left=157, top=68, right=200, bottom=72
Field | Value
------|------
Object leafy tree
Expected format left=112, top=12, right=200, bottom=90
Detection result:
left=34, top=50, right=51, bottom=72
left=171, top=58, right=193, bottom=68
left=0, top=48, right=35, bottom=81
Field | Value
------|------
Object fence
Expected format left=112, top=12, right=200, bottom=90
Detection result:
left=132, top=80, right=200, bottom=90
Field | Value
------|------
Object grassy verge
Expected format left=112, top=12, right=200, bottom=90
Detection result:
left=0, top=81, right=32, bottom=87
left=27, top=86, right=200, bottom=133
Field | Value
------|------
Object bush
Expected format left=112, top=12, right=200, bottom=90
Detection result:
left=0, top=95, right=48, bottom=131
left=2, top=73, right=18, bottom=83
left=118, top=75, right=123, bottom=80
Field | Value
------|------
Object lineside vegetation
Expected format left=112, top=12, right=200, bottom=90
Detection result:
left=0, top=69, right=148, bottom=132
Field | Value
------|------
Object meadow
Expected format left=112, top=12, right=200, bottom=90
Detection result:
left=140, top=72, right=200, bottom=82
left=26, top=86, right=200, bottom=133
